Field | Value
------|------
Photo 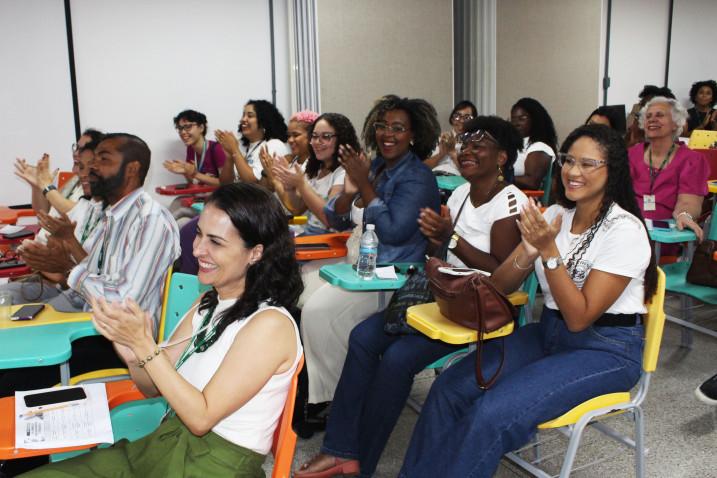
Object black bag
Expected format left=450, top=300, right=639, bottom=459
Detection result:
left=383, top=266, right=433, bottom=335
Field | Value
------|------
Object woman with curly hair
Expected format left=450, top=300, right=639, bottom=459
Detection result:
left=299, top=95, right=441, bottom=410
left=510, top=97, right=558, bottom=190
left=215, top=99, right=290, bottom=184
left=24, top=183, right=303, bottom=477
left=686, top=79, right=717, bottom=133
left=400, top=124, right=657, bottom=478
left=629, top=96, right=709, bottom=242
left=272, top=112, right=360, bottom=235
left=296, top=116, right=527, bottom=478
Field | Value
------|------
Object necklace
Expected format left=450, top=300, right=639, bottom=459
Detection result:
left=469, top=179, right=504, bottom=208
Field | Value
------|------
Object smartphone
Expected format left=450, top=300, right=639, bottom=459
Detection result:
left=10, top=304, right=45, bottom=321
left=24, top=387, right=87, bottom=408
left=173, top=183, right=190, bottom=190
left=295, top=243, right=331, bottom=250
left=2, top=228, right=34, bottom=239
left=651, top=220, right=671, bottom=229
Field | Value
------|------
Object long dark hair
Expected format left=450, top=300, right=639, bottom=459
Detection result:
left=555, top=124, right=657, bottom=302
left=305, top=113, right=360, bottom=180
left=241, top=99, right=288, bottom=148
left=511, top=97, right=558, bottom=155
left=197, top=184, right=303, bottom=341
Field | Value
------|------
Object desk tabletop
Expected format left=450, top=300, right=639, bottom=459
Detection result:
left=648, top=226, right=696, bottom=244
left=295, top=233, right=350, bottom=261
left=709, top=180, right=717, bottom=194
left=436, top=175, right=467, bottom=191
left=319, top=263, right=422, bottom=291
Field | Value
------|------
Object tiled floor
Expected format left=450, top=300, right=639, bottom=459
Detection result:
left=281, top=295, right=717, bottom=477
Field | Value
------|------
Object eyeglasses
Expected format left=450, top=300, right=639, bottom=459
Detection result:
left=557, top=153, right=607, bottom=173
left=458, top=130, right=499, bottom=154
left=451, top=113, right=474, bottom=122
left=373, top=122, right=408, bottom=134
left=310, top=132, right=337, bottom=143
left=175, top=123, right=197, bottom=133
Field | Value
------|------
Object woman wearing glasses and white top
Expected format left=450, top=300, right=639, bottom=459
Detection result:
left=299, top=96, right=441, bottom=409
left=424, top=100, right=478, bottom=176
left=272, top=113, right=360, bottom=236
left=399, top=124, right=657, bottom=478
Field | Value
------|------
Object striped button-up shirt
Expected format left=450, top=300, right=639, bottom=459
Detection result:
left=68, top=188, right=181, bottom=332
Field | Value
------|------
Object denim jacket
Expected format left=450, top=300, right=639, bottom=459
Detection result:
left=325, top=151, right=440, bottom=262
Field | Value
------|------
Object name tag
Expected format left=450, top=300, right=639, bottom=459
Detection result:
left=643, top=195, right=656, bottom=211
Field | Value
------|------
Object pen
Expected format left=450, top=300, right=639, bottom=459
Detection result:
left=20, top=402, right=80, bottom=419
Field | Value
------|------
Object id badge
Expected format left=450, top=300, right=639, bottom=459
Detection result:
left=643, top=195, right=656, bottom=211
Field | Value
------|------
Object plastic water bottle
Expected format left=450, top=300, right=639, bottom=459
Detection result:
left=357, top=224, right=379, bottom=280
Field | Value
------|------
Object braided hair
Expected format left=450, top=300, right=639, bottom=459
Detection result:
left=196, top=183, right=303, bottom=347
left=555, top=124, right=657, bottom=302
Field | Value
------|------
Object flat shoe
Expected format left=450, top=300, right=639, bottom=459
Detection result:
left=294, top=457, right=359, bottom=478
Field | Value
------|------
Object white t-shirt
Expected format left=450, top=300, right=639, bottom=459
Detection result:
left=514, top=138, right=555, bottom=177
left=306, top=167, right=346, bottom=231
left=535, top=203, right=651, bottom=314
left=176, top=298, right=302, bottom=455
left=431, top=142, right=461, bottom=176
left=241, top=138, right=290, bottom=180
left=35, top=197, right=103, bottom=245
left=446, top=184, right=528, bottom=268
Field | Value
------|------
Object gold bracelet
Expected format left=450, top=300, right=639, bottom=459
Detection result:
left=137, top=347, right=161, bottom=369
left=513, top=255, right=532, bottom=271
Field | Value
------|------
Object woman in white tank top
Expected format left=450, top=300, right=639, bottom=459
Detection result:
left=25, top=183, right=304, bottom=478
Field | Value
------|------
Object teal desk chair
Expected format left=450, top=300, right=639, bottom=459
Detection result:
left=658, top=202, right=717, bottom=346
left=435, top=175, right=467, bottom=192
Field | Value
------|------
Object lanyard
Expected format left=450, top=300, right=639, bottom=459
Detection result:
left=648, top=143, right=675, bottom=194
left=79, top=207, right=102, bottom=244
left=245, top=140, right=265, bottom=165
left=174, top=304, right=218, bottom=370
left=194, top=139, right=208, bottom=173
left=96, top=217, right=109, bottom=272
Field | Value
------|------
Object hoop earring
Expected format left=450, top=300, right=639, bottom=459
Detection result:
left=497, top=165, right=505, bottom=182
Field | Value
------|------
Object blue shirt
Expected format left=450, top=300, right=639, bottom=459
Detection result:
left=325, top=151, right=440, bottom=262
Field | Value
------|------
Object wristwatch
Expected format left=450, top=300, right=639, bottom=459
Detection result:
left=542, top=256, right=563, bottom=270
left=42, top=184, right=57, bottom=197
left=448, top=232, right=460, bottom=250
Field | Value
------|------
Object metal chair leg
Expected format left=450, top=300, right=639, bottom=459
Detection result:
left=634, top=407, right=645, bottom=478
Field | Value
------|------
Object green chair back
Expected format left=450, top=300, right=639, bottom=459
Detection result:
left=159, top=273, right=212, bottom=342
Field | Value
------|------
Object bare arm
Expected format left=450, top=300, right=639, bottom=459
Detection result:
left=513, top=151, right=550, bottom=190
left=673, top=193, right=705, bottom=241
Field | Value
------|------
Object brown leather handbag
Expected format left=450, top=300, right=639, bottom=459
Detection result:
left=426, top=257, right=517, bottom=389
left=686, top=240, right=717, bottom=287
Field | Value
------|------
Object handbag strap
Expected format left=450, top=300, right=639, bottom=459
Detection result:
left=472, top=275, right=507, bottom=389
left=433, top=193, right=471, bottom=261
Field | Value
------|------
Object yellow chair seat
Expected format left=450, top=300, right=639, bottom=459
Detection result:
left=406, top=290, right=526, bottom=345
left=537, top=392, right=631, bottom=429
left=289, top=215, right=308, bottom=225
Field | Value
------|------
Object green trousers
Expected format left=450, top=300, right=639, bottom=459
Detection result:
left=20, top=416, right=266, bottom=477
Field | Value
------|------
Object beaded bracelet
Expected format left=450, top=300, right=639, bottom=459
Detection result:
left=138, top=347, right=161, bottom=368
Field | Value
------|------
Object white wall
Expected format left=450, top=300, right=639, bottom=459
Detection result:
left=70, top=0, right=288, bottom=206
left=668, top=0, right=717, bottom=107
left=0, top=0, right=289, bottom=208
left=605, top=0, right=670, bottom=109
left=0, top=0, right=76, bottom=206
left=316, top=0, right=454, bottom=137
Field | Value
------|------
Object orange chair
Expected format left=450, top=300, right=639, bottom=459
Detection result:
left=57, top=172, right=76, bottom=192
left=271, top=355, right=304, bottom=478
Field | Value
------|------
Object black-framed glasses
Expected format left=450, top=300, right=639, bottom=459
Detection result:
left=310, top=132, right=337, bottom=143
left=451, top=113, right=474, bottom=122
left=373, top=122, right=408, bottom=134
left=556, top=153, right=607, bottom=173
left=175, top=123, right=197, bottom=133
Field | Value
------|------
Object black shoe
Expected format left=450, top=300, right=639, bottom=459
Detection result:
left=695, top=373, right=717, bottom=405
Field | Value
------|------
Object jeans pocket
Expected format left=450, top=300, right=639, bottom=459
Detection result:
left=587, top=325, right=641, bottom=350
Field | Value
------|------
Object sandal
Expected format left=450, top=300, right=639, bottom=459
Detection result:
left=294, top=455, right=359, bottom=478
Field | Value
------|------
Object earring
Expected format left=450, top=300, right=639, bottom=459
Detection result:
left=409, top=140, right=414, bottom=146
left=497, top=165, right=504, bottom=182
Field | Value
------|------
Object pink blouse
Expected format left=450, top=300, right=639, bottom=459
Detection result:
left=628, top=143, right=709, bottom=220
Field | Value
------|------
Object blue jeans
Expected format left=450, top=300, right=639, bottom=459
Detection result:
left=399, top=307, right=644, bottom=478
left=321, top=312, right=460, bottom=477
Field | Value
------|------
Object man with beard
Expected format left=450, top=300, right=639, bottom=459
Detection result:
left=0, top=133, right=180, bottom=396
